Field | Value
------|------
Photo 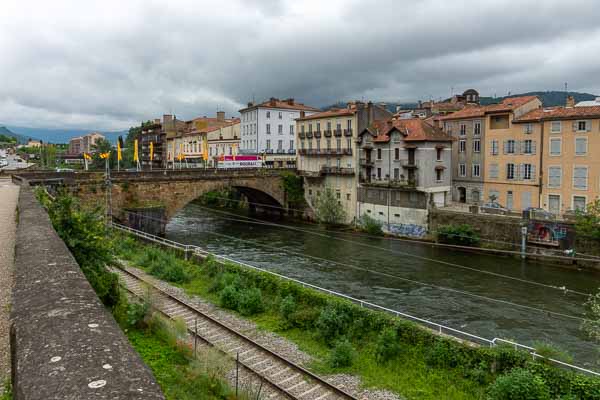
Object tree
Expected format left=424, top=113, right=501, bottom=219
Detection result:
left=91, top=138, right=114, bottom=169
left=575, top=199, right=600, bottom=240
left=315, top=187, right=346, bottom=226
left=280, top=172, right=305, bottom=209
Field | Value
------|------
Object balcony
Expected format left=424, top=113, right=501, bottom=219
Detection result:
left=287, top=149, right=296, bottom=154
left=321, top=166, right=355, bottom=176
left=324, top=130, right=332, bottom=137
left=306, top=131, right=313, bottom=139
left=334, top=129, right=342, bottom=137
left=276, top=149, right=286, bottom=154
left=299, top=132, right=306, bottom=139
left=400, top=159, right=419, bottom=169
left=361, top=177, right=418, bottom=188
left=298, top=148, right=307, bottom=155
left=360, top=158, right=374, bottom=166
left=361, top=142, right=373, bottom=149
left=344, top=129, right=353, bottom=137
left=314, top=131, right=322, bottom=138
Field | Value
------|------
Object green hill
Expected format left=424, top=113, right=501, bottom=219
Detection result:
left=0, top=126, right=28, bottom=144
left=480, top=91, right=597, bottom=107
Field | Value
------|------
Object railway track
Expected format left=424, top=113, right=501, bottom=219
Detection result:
left=114, top=266, right=359, bottom=400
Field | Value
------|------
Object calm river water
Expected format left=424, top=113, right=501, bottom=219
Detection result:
left=166, top=201, right=600, bottom=368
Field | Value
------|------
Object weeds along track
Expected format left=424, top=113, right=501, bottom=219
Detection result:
left=113, top=266, right=359, bottom=400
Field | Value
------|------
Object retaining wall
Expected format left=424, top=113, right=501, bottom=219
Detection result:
left=10, top=187, right=164, bottom=399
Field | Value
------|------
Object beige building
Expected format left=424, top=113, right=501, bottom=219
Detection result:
left=514, top=101, right=600, bottom=214
left=296, top=102, right=392, bottom=223
left=68, top=132, right=105, bottom=155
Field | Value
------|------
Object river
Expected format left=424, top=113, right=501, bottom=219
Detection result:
left=165, top=201, right=600, bottom=368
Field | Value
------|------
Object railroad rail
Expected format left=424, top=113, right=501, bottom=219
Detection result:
left=114, top=265, right=360, bottom=400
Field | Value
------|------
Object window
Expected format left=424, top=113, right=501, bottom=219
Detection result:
left=489, top=163, right=499, bottom=179
left=444, top=122, right=452, bottom=135
left=347, top=193, right=351, bottom=200
left=459, top=140, right=466, bottom=152
left=316, top=140, right=320, bottom=151
left=327, top=121, right=332, bottom=131
left=326, top=138, right=331, bottom=149
left=548, top=167, right=562, bottom=188
left=573, top=167, right=588, bottom=189
left=473, top=139, right=481, bottom=153
left=346, top=138, right=351, bottom=149
left=577, top=120, right=589, bottom=132
left=377, top=168, right=381, bottom=179
left=460, top=123, right=466, bottom=136
left=278, top=140, right=283, bottom=150
left=290, top=140, right=294, bottom=150
left=523, top=123, right=533, bottom=134
left=266, top=124, right=271, bottom=134
left=301, top=125, right=305, bottom=134
left=336, top=138, right=341, bottom=150
left=550, top=138, right=561, bottom=156
left=436, top=148, right=442, bottom=161
left=523, top=139, right=533, bottom=154
left=278, top=124, right=283, bottom=134
left=506, top=140, right=516, bottom=154
left=548, top=194, right=561, bottom=214
left=436, top=169, right=443, bottom=182
left=506, top=163, right=515, bottom=180
left=574, top=196, right=587, bottom=211
left=459, top=163, right=466, bottom=177
left=266, top=139, right=271, bottom=150
left=394, top=168, right=400, bottom=180
left=523, top=163, right=532, bottom=180
left=290, top=125, right=294, bottom=135
left=472, top=164, right=480, bottom=177
left=551, top=121, right=561, bottom=133
left=474, top=121, right=481, bottom=136
left=278, top=111, right=282, bottom=119
left=575, top=137, right=588, bottom=156
left=308, top=124, right=312, bottom=133
left=491, top=140, right=498, bottom=155
left=377, top=148, right=382, bottom=160
left=347, top=119, right=352, bottom=130
left=316, top=122, right=320, bottom=132
left=394, top=148, right=399, bottom=160
left=266, top=111, right=270, bottom=119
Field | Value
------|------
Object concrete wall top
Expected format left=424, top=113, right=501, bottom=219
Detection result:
left=10, top=187, right=164, bottom=399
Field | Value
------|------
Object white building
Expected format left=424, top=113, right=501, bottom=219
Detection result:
left=239, top=97, right=319, bottom=167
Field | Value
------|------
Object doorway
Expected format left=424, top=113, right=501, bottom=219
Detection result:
left=458, top=187, right=466, bottom=203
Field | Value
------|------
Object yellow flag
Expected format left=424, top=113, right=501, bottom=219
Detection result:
left=149, top=142, right=154, bottom=161
left=83, top=153, right=92, bottom=160
left=117, top=140, right=122, bottom=161
left=99, top=151, right=110, bottom=159
left=133, top=139, right=139, bottom=162
left=202, top=136, right=208, bottom=161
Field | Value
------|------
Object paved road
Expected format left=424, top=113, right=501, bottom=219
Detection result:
left=0, top=178, right=19, bottom=389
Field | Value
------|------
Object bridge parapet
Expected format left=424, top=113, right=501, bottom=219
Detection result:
left=11, top=187, right=164, bottom=399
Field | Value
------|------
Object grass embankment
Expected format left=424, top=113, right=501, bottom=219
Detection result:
left=114, top=233, right=600, bottom=400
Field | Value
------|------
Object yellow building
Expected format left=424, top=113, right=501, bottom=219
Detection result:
left=514, top=104, right=600, bottom=214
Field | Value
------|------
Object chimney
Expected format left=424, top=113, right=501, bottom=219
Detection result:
left=269, top=97, right=277, bottom=106
left=367, top=101, right=374, bottom=125
left=217, top=111, right=225, bottom=121
left=286, top=98, right=294, bottom=105
left=247, top=102, right=254, bottom=108
left=299, top=111, right=306, bottom=118
left=566, top=95, right=575, bottom=108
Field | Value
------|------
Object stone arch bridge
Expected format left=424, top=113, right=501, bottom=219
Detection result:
left=14, top=169, right=293, bottom=234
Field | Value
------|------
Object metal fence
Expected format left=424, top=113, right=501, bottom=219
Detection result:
left=110, top=222, right=600, bottom=377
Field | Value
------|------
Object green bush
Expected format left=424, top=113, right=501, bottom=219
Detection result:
left=315, top=303, right=351, bottom=344
left=425, top=340, right=461, bottom=368
left=238, top=287, right=263, bottom=316
left=329, top=338, right=355, bottom=368
left=219, top=285, right=240, bottom=310
left=533, top=341, right=574, bottom=364
left=437, top=224, right=480, bottom=246
left=279, top=295, right=297, bottom=327
left=487, top=368, right=550, bottom=400
left=358, top=213, right=384, bottom=236
left=375, top=327, right=402, bottom=362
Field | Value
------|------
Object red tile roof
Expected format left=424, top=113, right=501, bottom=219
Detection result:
left=239, top=98, right=320, bottom=113
left=296, top=108, right=355, bottom=121
left=370, top=118, right=453, bottom=142
left=438, top=96, right=539, bottom=121
left=514, top=106, right=600, bottom=122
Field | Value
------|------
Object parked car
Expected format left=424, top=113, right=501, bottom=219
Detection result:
left=523, top=207, right=555, bottom=220
left=480, top=202, right=509, bottom=215
left=55, top=168, right=75, bottom=172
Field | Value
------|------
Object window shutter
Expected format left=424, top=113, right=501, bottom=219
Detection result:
left=503, top=141, right=508, bottom=154
left=587, top=120, right=591, bottom=132
left=572, top=122, right=577, bottom=132
left=531, top=141, right=536, bottom=155
left=518, top=164, right=524, bottom=180
left=519, top=140, right=525, bottom=154
left=531, top=165, right=536, bottom=180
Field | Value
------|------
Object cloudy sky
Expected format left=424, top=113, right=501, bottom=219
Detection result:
left=2, top=0, right=600, bottom=131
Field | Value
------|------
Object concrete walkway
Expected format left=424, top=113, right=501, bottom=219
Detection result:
left=0, top=178, right=19, bottom=389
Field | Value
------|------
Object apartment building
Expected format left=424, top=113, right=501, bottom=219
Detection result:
left=68, top=132, right=105, bottom=155
left=296, top=102, right=392, bottom=223
left=207, top=120, right=240, bottom=166
left=356, top=117, right=453, bottom=235
left=239, top=97, right=319, bottom=167
left=513, top=103, right=600, bottom=214
left=439, top=96, right=541, bottom=208
left=140, top=119, right=165, bottom=169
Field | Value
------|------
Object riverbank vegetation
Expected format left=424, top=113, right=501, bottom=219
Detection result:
left=112, top=231, right=600, bottom=400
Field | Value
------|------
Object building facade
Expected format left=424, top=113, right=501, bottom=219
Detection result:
left=357, top=117, right=453, bottom=235
left=296, top=102, right=392, bottom=223
left=439, top=96, right=541, bottom=209
left=514, top=104, right=600, bottom=214
left=68, top=132, right=105, bottom=155
left=239, top=98, right=319, bottom=167
left=140, top=119, right=165, bottom=169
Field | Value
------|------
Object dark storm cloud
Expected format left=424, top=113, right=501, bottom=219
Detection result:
left=1, top=0, right=599, bottom=130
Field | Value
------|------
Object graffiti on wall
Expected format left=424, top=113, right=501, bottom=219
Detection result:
left=527, top=219, right=574, bottom=249
left=385, top=223, right=427, bottom=238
